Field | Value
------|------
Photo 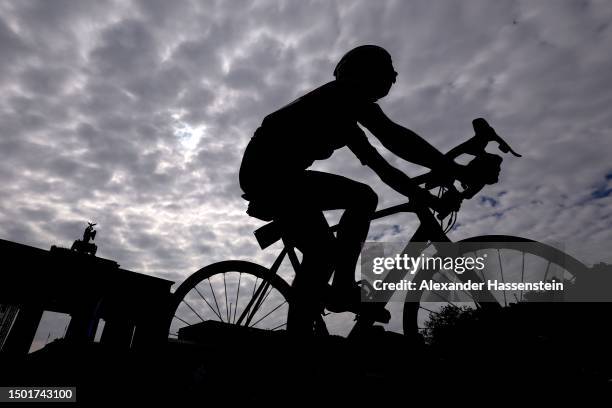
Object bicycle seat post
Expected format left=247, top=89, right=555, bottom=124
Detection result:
left=282, top=237, right=302, bottom=277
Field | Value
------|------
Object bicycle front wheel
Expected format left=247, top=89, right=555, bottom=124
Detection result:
left=402, top=235, right=589, bottom=335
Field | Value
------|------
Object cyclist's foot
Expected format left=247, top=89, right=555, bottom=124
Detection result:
left=324, top=283, right=360, bottom=313
left=325, top=284, right=391, bottom=323
left=356, top=302, right=391, bottom=324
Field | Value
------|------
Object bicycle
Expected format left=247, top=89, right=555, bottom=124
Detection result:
left=166, top=118, right=589, bottom=340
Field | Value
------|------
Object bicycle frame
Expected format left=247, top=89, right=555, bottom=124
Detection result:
left=237, top=185, right=454, bottom=330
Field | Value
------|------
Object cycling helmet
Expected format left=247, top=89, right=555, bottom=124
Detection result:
left=333, top=45, right=395, bottom=80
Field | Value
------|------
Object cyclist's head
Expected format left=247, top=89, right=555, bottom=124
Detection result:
left=333, top=45, right=398, bottom=101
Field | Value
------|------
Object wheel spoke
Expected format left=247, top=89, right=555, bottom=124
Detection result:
left=245, top=283, right=275, bottom=325
left=543, top=260, right=552, bottom=282
left=520, top=251, right=525, bottom=302
left=245, top=280, right=272, bottom=327
left=259, top=283, right=274, bottom=307
left=236, top=277, right=266, bottom=326
left=174, top=314, right=191, bottom=326
left=249, top=301, right=287, bottom=328
left=271, top=322, right=287, bottom=331
left=223, top=273, right=230, bottom=322
left=419, top=305, right=440, bottom=315
left=233, top=273, right=242, bottom=324
left=236, top=277, right=262, bottom=325
left=252, top=277, right=259, bottom=298
left=181, top=299, right=205, bottom=323
left=497, top=249, right=507, bottom=306
left=207, top=278, right=223, bottom=322
left=475, top=250, right=487, bottom=282
left=194, top=286, right=223, bottom=321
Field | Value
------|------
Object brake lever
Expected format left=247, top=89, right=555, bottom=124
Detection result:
left=497, top=140, right=522, bottom=157
left=435, top=186, right=464, bottom=220
left=472, top=118, right=522, bottom=158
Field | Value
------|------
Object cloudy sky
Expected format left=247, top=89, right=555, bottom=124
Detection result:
left=1, top=0, right=611, bottom=340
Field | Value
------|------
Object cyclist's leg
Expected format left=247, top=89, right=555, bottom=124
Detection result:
left=280, top=208, right=336, bottom=288
left=298, top=170, right=378, bottom=293
left=271, top=170, right=378, bottom=328
left=280, top=208, right=336, bottom=334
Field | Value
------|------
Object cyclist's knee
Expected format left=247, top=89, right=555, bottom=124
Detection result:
left=356, top=184, right=378, bottom=213
left=307, top=236, right=336, bottom=263
left=292, top=226, right=335, bottom=253
left=295, top=237, right=336, bottom=277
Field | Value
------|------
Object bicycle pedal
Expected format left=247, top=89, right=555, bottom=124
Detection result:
left=357, top=279, right=375, bottom=300
left=356, top=304, right=391, bottom=324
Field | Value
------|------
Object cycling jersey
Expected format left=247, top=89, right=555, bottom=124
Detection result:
left=239, top=80, right=379, bottom=198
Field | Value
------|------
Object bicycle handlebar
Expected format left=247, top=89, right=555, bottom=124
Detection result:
left=416, top=117, right=521, bottom=188
left=446, top=118, right=521, bottom=160
left=397, top=118, right=521, bottom=221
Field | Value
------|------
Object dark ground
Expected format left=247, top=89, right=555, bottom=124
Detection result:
left=3, top=307, right=612, bottom=405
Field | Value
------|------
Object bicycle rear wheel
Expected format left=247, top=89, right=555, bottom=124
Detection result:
left=402, top=235, right=589, bottom=335
left=167, top=261, right=292, bottom=340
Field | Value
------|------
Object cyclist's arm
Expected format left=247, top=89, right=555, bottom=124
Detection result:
left=358, top=104, right=460, bottom=173
left=347, top=136, right=439, bottom=207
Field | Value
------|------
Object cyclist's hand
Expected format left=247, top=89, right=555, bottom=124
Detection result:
left=435, top=188, right=464, bottom=219
left=408, top=185, right=443, bottom=211
left=428, top=162, right=468, bottom=189
left=453, top=163, right=474, bottom=187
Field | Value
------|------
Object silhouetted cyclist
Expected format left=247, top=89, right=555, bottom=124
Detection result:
left=239, top=45, right=468, bottom=333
